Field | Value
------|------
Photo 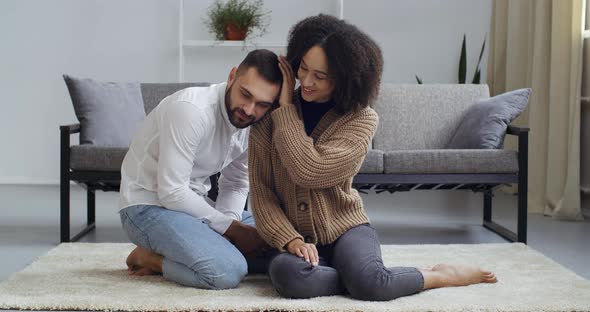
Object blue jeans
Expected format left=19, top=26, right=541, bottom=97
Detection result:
left=119, top=204, right=262, bottom=289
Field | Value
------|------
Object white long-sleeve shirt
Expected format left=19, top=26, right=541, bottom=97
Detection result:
left=119, top=82, right=249, bottom=234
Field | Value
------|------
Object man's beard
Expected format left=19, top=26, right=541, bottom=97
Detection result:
left=225, top=84, right=256, bottom=129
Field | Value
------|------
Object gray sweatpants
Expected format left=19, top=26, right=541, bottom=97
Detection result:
left=267, top=224, right=424, bottom=301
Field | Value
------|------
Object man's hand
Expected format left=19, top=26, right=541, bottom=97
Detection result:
left=224, top=220, right=270, bottom=256
left=286, top=238, right=319, bottom=266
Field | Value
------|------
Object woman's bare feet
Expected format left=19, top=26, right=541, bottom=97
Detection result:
left=421, top=263, right=497, bottom=289
left=126, top=246, right=164, bottom=276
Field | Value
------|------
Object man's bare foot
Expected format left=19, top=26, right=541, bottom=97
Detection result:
left=421, top=263, right=497, bottom=289
left=126, top=246, right=163, bottom=276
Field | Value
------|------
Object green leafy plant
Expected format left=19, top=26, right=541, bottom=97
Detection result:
left=203, top=0, right=270, bottom=41
left=416, top=34, right=486, bottom=84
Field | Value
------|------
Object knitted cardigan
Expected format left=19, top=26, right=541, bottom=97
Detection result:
left=248, top=95, right=378, bottom=250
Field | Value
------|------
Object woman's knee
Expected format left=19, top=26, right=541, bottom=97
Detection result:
left=269, top=253, right=343, bottom=298
left=269, top=253, right=302, bottom=296
left=268, top=253, right=313, bottom=298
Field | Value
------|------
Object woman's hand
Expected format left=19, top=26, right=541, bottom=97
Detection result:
left=286, top=238, right=319, bottom=266
left=277, top=56, right=296, bottom=108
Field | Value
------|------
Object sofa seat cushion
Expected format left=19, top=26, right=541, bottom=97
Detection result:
left=359, top=149, right=384, bottom=174
left=384, top=149, right=518, bottom=174
left=70, top=145, right=128, bottom=171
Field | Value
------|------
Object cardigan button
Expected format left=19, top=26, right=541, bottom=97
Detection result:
left=304, top=236, right=313, bottom=243
left=298, top=202, right=308, bottom=212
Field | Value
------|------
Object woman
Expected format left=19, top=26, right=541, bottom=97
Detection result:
left=248, top=14, right=497, bottom=301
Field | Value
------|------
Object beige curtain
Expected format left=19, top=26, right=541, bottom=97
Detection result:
left=581, top=1, right=590, bottom=200
left=488, top=0, right=585, bottom=220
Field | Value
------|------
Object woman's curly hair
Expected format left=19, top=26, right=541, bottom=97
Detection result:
left=286, top=14, right=383, bottom=114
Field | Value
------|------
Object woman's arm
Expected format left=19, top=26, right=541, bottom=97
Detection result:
left=274, top=56, right=378, bottom=189
left=248, top=116, right=303, bottom=251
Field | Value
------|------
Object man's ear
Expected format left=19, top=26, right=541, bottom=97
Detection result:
left=227, top=67, right=238, bottom=85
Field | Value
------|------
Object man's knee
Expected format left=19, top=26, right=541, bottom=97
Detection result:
left=191, top=255, right=248, bottom=289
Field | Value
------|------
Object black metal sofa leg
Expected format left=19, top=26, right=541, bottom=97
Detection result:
left=517, top=178, right=528, bottom=243
left=60, top=173, right=70, bottom=243
left=483, top=190, right=492, bottom=222
left=482, top=186, right=527, bottom=244
left=87, top=189, right=96, bottom=226
left=59, top=182, right=97, bottom=243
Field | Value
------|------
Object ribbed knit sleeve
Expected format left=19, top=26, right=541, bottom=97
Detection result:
left=248, top=115, right=304, bottom=250
left=271, top=104, right=378, bottom=189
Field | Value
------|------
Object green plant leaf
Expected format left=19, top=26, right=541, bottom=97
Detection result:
left=203, top=0, right=270, bottom=41
left=459, top=34, right=466, bottom=84
left=415, top=75, right=423, bottom=84
left=472, top=69, right=481, bottom=84
left=472, top=35, right=486, bottom=84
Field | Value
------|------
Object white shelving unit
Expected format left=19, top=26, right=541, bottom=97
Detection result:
left=183, top=40, right=285, bottom=47
left=178, top=0, right=344, bottom=82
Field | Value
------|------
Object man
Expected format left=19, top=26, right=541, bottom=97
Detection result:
left=118, top=49, right=282, bottom=289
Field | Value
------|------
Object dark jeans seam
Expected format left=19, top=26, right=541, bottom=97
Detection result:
left=370, top=225, right=382, bottom=271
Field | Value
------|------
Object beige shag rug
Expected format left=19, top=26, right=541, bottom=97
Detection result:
left=1, top=243, right=589, bottom=312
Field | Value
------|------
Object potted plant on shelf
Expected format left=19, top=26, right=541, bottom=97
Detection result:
left=204, top=0, right=270, bottom=41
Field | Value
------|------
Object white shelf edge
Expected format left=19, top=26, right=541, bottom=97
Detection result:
left=178, top=0, right=184, bottom=82
left=584, top=29, right=590, bottom=39
left=183, top=40, right=286, bottom=48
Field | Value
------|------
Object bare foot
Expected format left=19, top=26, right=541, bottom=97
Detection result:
left=422, top=263, right=497, bottom=289
left=128, top=266, right=157, bottom=276
left=126, top=246, right=163, bottom=276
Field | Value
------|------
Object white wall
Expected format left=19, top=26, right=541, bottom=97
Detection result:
left=345, top=0, right=491, bottom=84
left=0, top=0, right=491, bottom=184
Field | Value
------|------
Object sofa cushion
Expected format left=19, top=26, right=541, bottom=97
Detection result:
left=384, top=149, right=518, bottom=174
left=446, top=88, right=531, bottom=149
left=70, top=145, right=128, bottom=171
left=358, top=150, right=384, bottom=174
left=141, top=83, right=210, bottom=114
left=70, top=146, right=384, bottom=174
left=63, top=75, right=146, bottom=147
left=373, top=84, right=490, bottom=150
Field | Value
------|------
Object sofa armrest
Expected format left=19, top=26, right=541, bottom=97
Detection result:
left=60, top=123, right=81, bottom=134
left=60, top=124, right=80, bottom=175
left=506, top=124, right=529, bottom=136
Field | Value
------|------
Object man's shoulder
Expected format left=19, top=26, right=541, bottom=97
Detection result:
left=160, top=83, right=226, bottom=124
left=173, top=82, right=226, bottom=109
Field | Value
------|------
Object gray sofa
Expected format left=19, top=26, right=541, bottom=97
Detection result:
left=60, top=83, right=529, bottom=244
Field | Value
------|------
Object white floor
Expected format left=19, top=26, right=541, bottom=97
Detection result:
left=1, top=184, right=589, bottom=287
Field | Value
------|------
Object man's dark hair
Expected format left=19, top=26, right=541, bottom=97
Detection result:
left=236, top=49, right=283, bottom=86
left=286, top=14, right=384, bottom=114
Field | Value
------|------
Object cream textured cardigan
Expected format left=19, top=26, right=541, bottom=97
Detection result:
left=248, top=96, right=378, bottom=250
